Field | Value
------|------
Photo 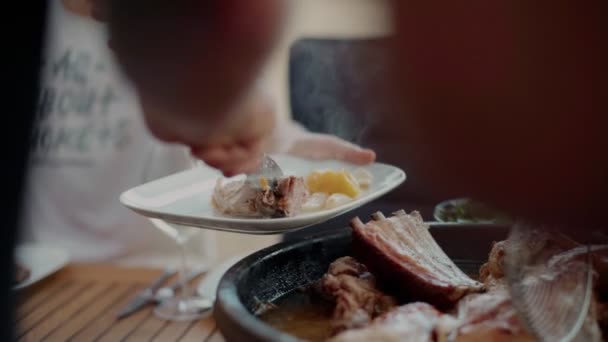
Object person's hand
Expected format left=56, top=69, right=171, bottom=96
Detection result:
left=286, top=133, right=376, bottom=165
left=189, top=102, right=376, bottom=176
left=194, top=118, right=375, bottom=177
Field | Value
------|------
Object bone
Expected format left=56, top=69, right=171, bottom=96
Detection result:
left=371, top=212, right=386, bottom=221
left=392, top=210, right=407, bottom=217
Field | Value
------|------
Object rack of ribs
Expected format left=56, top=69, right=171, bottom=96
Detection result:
left=350, top=210, right=484, bottom=309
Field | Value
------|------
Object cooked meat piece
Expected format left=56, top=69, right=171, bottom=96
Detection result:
left=480, top=230, right=585, bottom=289
left=453, top=289, right=535, bottom=342
left=14, top=263, right=30, bottom=285
left=271, top=176, right=309, bottom=217
left=324, top=225, right=606, bottom=342
left=327, top=291, right=532, bottom=342
left=486, top=240, right=506, bottom=279
left=479, top=241, right=507, bottom=289
left=328, top=302, right=459, bottom=342
left=212, top=176, right=308, bottom=218
left=318, top=256, right=397, bottom=334
left=212, top=178, right=258, bottom=217
left=350, top=210, right=484, bottom=308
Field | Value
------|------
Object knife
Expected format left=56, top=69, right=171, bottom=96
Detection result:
left=153, top=266, right=209, bottom=302
left=116, top=266, right=208, bottom=319
left=116, top=267, right=176, bottom=320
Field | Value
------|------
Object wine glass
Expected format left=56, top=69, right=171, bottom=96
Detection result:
left=145, top=158, right=210, bottom=321
left=149, top=218, right=208, bottom=321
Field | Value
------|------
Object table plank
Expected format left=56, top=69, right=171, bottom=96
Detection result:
left=88, top=285, right=152, bottom=342
left=151, top=321, right=194, bottom=342
left=55, top=264, right=164, bottom=283
left=16, top=280, right=72, bottom=321
left=19, top=282, right=112, bottom=342
left=17, top=282, right=91, bottom=337
left=44, top=283, right=132, bottom=341
left=178, top=317, right=215, bottom=342
left=123, top=314, right=168, bottom=341
left=96, top=294, right=154, bottom=342
left=69, top=284, right=142, bottom=342
left=16, top=264, right=224, bottom=342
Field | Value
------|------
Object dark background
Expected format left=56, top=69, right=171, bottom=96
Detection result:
left=284, top=38, right=439, bottom=241
left=2, top=2, right=48, bottom=340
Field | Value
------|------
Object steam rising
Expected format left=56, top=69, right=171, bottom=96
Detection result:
left=289, top=39, right=388, bottom=145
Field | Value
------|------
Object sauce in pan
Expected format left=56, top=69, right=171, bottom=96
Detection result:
left=259, top=290, right=334, bottom=341
left=258, top=266, right=482, bottom=341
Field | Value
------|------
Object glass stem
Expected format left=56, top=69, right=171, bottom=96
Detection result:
left=176, top=238, right=191, bottom=309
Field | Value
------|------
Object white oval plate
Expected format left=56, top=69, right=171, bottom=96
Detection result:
left=14, top=244, right=70, bottom=290
left=120, top=154, right=406, bottom=234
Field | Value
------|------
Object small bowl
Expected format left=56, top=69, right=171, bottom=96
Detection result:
left=434, top=197, right=512, bottom=224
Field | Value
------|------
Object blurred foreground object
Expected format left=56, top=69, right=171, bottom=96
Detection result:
left=505, top=224, right=606, bottom=341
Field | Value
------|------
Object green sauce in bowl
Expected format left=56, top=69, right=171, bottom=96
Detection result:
left=434, top=198, right=511, bottom=224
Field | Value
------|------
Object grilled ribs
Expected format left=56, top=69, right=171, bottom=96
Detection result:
left=350, top=210, right=484, bottom=308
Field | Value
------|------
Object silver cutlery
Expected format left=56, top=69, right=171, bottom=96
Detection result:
left=116, top=266, right=207, bottom=319
left=153, top=266, right=208, bottom=302
left=117, top=267, right=176, bottom=319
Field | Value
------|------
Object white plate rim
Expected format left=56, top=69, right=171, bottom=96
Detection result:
left=13, top=244, right=70, bottom=290
left=119, top=157, right=406, bottom=233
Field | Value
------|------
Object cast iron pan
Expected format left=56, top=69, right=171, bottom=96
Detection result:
left=214, top=223, right=510, bottom=342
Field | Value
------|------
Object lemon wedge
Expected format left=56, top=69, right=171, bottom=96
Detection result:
left=306, top=169, right=361, bottom=198
left=259, top=176, right=269, bottom=189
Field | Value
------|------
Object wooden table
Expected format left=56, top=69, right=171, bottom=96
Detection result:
left=16, top=264, right=225, bottom=342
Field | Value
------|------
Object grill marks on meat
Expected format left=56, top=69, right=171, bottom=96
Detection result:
left=212, top=176, right=308, bottom=218
left=351, top=210, right=483, bottom=308
left=318, top=257, right=397, bottom=334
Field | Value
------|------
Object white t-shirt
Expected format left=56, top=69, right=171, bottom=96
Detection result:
left=20, top=0, right=216, bottom=267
